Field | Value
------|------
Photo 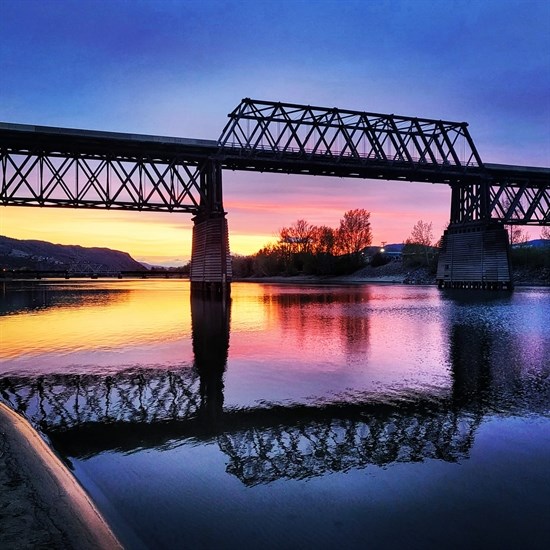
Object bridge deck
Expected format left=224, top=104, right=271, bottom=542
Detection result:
left=1, top=120, right=548, bottom=223
left=484, top=163, right=550, bottom=187
left=0, top=122, right=217, bottom=160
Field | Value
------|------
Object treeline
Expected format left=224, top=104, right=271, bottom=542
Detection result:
left=233, top=209, right=374, bottom=277
left=510, top=245, right=550, bottom=270
left=231, top=215, right=550, bottom=279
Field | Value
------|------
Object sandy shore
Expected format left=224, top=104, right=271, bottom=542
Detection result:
left=0, top=402, right=122, bottom=549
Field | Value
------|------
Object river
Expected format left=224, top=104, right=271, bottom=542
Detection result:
left=1, top=280, right=549, bottom=549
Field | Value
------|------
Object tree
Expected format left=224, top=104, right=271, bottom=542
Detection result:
left=336, top=209, right=372, bottom=258
left=253, top=243, right=286, bottom=276
left=308, top=225, right=337, bottom=275
left=404, top=220, right=434, bottom=266
left=540, top=226, right=550, bottom=240
left=310, top=225, right=336, bottom=256
left=407, top=220, right=433, bottom=247
left=508, top=225, right=530, bottom=246
left=279, top=219, right=315, bottom=255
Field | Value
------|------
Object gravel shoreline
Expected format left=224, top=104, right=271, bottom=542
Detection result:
left=236, top=263, right=549, bottom=287
left=0, top=402, right=122, bottom=550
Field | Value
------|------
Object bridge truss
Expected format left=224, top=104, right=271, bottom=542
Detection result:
left=219, top=98, right=483, bottom=174
left=0, top=124, right=220, bottom=214
left=1, top=102, right=548, bottom=226
left=455, top=164, right=550, bottom=224
left=218, top=99, right=549, bottom=225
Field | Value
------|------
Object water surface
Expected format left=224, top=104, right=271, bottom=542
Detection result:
left=1, top=281, right=549, bottom=549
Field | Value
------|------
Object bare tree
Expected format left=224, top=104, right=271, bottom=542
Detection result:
left=542, top=226, right=550, bottom=240
left=336, top=209, right=372, bottom=257
left=279, top=219, right=315, bottom=254
left=405, top=220, right=434, bottom=266
left=311, top=225, right=336, bottom=256
left=507, top=225, right=530, bottom=246
left=406, top=220, right=433, bottom=247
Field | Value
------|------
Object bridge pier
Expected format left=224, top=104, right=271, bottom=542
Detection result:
left=189, top=159, right=232, bottom=296
left=436, top=221, right=512, bottom=290
left=190, top=213, right=232, bottom=296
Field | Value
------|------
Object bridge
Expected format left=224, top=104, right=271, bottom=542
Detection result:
left=1, top=98, right=549, bottom=290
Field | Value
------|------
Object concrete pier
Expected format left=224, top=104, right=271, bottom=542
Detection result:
left=436, top=222, right=512, bottom=289
left=190, top=214, right=232, bottom=296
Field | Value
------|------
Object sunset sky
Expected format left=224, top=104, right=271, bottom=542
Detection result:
left=1, top=0, right=549, bottom=265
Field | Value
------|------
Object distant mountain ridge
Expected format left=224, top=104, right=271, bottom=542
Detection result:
left=0, top=235, right=146, bottom=272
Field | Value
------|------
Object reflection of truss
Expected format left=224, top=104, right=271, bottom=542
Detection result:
left=218, top=411, right=477, bottom=486
left=0, top=369, right=201, bottom=430
left=0, top=369, right=480, bottom=485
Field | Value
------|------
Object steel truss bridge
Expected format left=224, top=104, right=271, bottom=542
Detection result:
left=1, top=98, right=549, bottom=289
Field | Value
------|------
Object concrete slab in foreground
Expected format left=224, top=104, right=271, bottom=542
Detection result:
left=0, top=402, right=122, bottom=549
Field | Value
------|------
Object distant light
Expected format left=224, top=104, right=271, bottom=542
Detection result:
left=380, top=248, right=385, bottom=253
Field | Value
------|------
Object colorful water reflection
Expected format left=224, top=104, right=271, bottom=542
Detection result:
left=1, top=281, right=549, bottom=549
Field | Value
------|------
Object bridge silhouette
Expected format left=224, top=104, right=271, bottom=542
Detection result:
left=1, top=98, right=549, bottom=290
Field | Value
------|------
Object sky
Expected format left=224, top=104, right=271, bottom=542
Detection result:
left=1, top=0, right=549, bottom=265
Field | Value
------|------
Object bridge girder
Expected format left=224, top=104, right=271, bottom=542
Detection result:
left=484, top=164, right=550, bottom=224
left=450, top=181, right=550, bottom=225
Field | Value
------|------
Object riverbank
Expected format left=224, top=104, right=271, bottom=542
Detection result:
left=236, top=262, right=550, bottom=286
left=0, top=402, right=122, bottom=550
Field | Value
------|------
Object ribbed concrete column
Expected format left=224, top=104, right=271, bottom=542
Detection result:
left=190, top=214, right=232, bottom=295
left=436, top=222, right=512, bottom=290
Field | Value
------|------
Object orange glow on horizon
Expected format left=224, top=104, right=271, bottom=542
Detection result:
left=1, top=207, right=194, bottom=265
left=3, top=195, right=545, bottom=267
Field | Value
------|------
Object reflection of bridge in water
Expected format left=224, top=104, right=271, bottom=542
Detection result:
left=0, top=369, right=480, bottom=486
left=3, top=292, right=547, bottom=487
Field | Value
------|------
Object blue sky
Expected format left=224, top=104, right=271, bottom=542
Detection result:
left=1, top=0, right=549, bottom=262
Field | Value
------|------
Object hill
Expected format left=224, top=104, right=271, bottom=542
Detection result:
left=0, top=235, right=146, bottom=272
